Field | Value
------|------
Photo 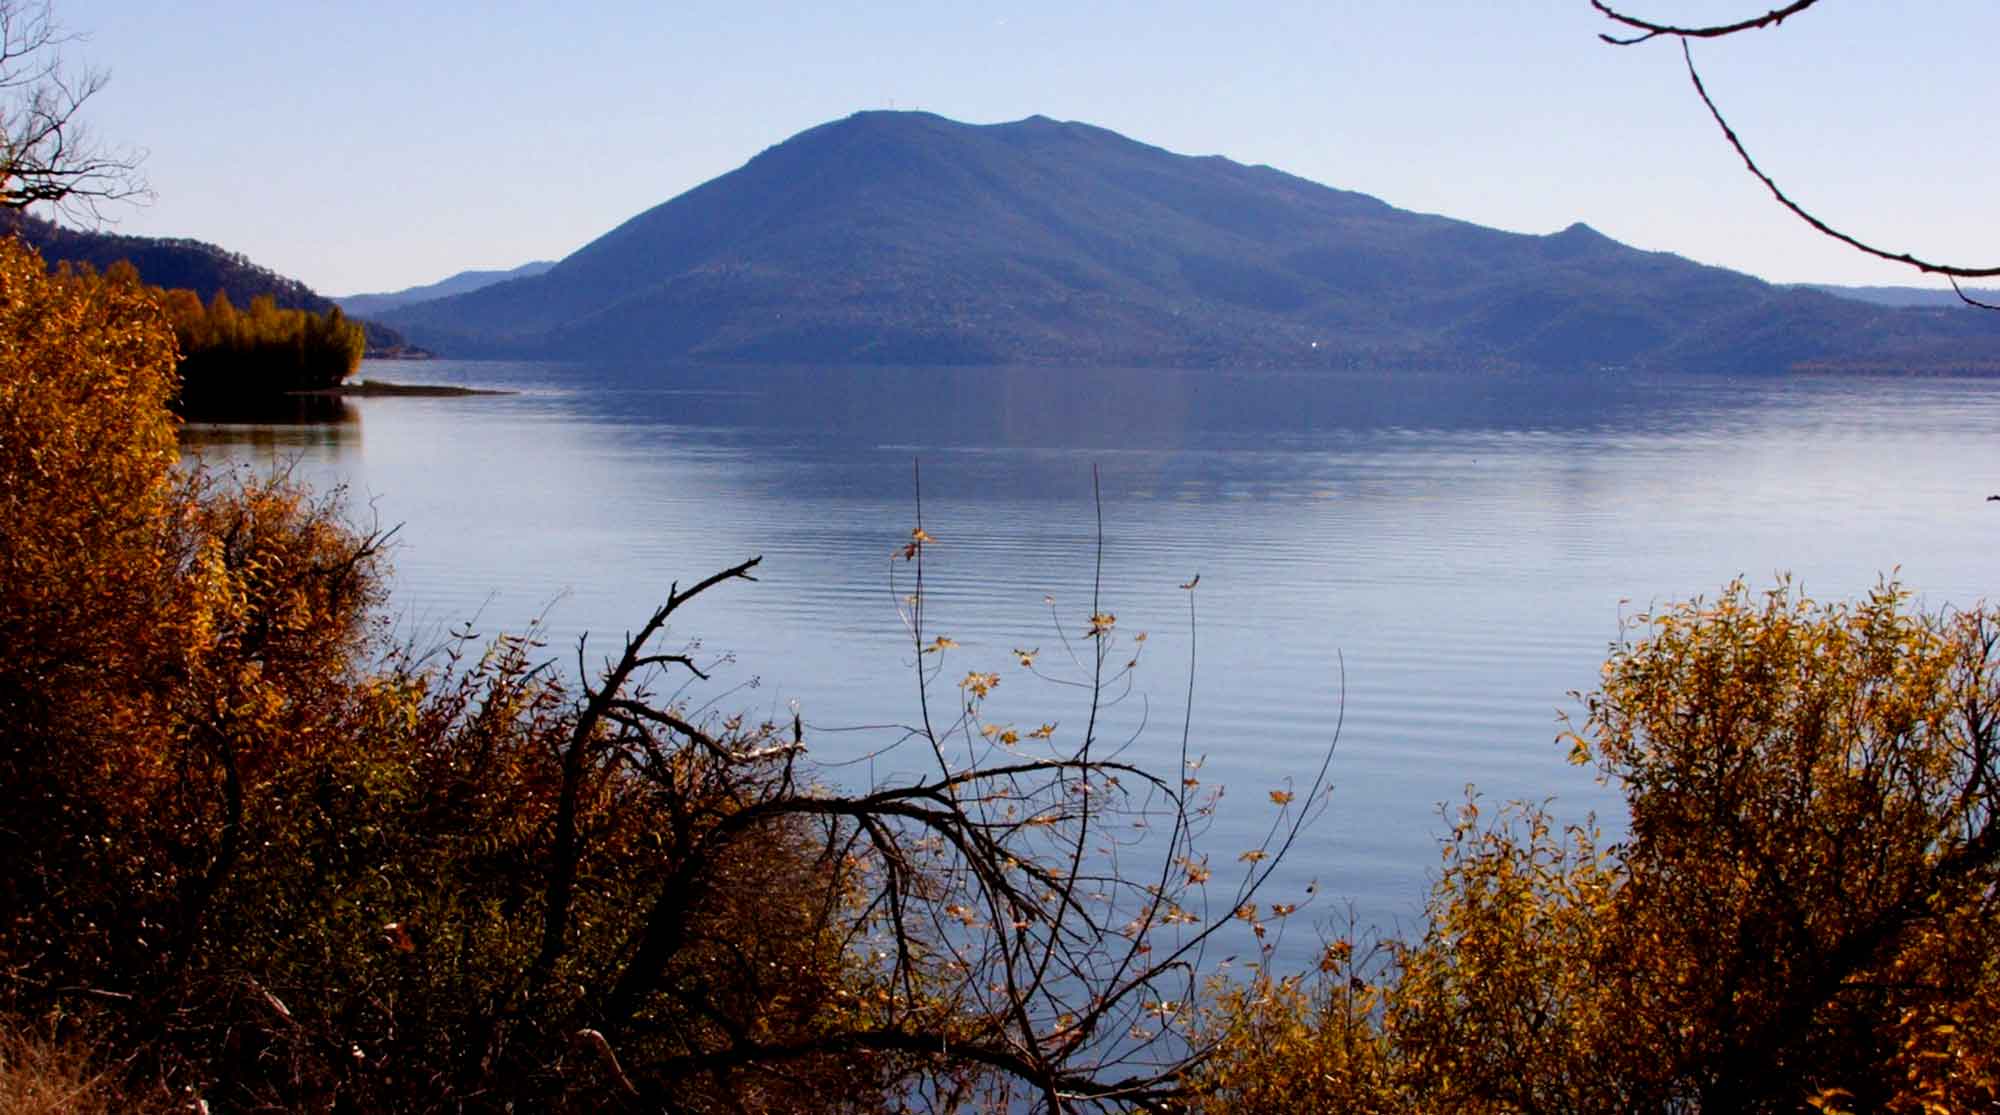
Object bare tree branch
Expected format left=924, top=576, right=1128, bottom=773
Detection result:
left=527, top=556, right=762, bottom=1002
left=1672, top=41, right=2000, bottom=288
left=1593, top=2, right=1999, bottom=310
left=1591, top=0, right=1825, bottom=45
left=0, top=1, right=147, bottom=220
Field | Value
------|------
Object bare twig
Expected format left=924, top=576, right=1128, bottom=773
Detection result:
left=1593, top=2, right=2000, bottom=310
left=527, top=556, right=762, bottom=1000
left=1590, top=0, right=1825, bottom=45
left=1674, top=40, right=2000, bottom=288
left=0, top=0, right=149, bottom=219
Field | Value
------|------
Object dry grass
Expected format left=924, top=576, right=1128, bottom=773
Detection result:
left=0, top=1019, right=169, bottom=1115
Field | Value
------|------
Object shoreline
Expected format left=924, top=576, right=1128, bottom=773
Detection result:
left=289, top=379, right=515, bottom=398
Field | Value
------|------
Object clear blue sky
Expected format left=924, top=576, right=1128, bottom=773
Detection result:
left=58, top=0, right=2000, bottom=297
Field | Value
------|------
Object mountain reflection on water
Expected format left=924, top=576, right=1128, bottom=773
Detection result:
left=179, top=359, right=2000, bottom=953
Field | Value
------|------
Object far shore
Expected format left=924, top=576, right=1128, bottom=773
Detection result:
left=290, top=379, right=515, bottom=398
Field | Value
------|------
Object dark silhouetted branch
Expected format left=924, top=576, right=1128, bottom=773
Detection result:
left=1591, top=0, right=1824, bottom=45
left=1593, top=2, right=1999, bottom=310
left=1674, top=41, right=2000, bottom=288
left=0, top=0, right=148, bottom=219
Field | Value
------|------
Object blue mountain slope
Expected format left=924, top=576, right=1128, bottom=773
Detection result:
left=386, top=111, right=2000, bottom=372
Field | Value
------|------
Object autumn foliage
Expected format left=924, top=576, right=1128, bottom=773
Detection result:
left=152, top=282, right=365, bottom=403
left=1, top=234, right=1314, bottom=1111
left=7, top=225, right=1999, bottom=1112
left=1196, top=580, right=2000, bottom=1113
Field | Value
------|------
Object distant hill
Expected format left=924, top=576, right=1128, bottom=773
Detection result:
left=385, top=111, right=2000, bottom=372
left=337, top=260, right=557, bottom=317
left=1798, top=284, right=2000, bottom=310
left=0, top=212, right=419, bottom=356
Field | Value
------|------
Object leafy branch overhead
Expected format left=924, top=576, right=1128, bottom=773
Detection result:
left=1591, top=0, right=2000, bottom=309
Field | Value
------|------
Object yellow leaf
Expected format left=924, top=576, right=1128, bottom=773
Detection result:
left=959, top=672, right=1000, bottom=699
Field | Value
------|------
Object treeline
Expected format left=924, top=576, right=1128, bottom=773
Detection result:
left=0, top=208, right=414, bottom=357
left=87, top=258, right=365, bottom=403
left=0, top=210, right=326, bottom=311
left=156, top=287, right=365, bottom=399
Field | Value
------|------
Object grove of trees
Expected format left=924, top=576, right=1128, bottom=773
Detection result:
left=149, top=279, right=367, bottom=403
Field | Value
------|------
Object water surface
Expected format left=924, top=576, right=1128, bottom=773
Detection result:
left=184, top=361, right=2000, bottom=948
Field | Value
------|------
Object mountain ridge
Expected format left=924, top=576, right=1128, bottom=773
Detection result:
left=337, top=260, right=557, bottom=317
left=385, top=111, right=2000, bottom=372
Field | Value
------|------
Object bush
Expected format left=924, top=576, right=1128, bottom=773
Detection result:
left=1197, top=579, right=2000, bottom=1113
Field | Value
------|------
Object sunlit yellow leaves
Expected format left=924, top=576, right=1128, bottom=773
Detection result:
left=921, top=635, right=958, bottom=654
left=958, top=671, right=1000, bottom=700
left=1085, top=612, right=1116, bottom=638
left=898, top=526, right=934, bottom=561
left=1027, top=723, right=1056, bottom=740
left=1806, top=1090, right=1857, bottom=1115
left=1191, top=582, right=2000, bottom=1114
left=1238, top=849, right=1268, bottom=864
left=1319, top=938, right=1353, bottom=972
left=1013, top=647, right=1038, bottom=667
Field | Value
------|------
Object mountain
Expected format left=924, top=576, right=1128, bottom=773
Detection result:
left=385, top=111, right=2000, bottom=372
left=1798, top=284, right=2000, bottom=310
left=0, top=211, right=419, bottom=356
left=337, top=260, right=557, bottom=317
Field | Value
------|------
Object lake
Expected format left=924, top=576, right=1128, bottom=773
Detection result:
left=183, top=360, right=2000, bottom=953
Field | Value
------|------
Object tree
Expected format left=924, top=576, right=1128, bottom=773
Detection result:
left=0, top=0, right=146, bottom=217
left=1590, top=1, right=1999, bottom=309
left=1557, top=580, right=2000, bottom=1111
left=1196, top=579, right=2000, bottom=1112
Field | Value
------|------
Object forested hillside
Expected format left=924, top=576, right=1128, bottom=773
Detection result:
left=0, top=210, right=415, bottom=356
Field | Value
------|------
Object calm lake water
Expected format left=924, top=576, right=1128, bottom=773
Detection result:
left=183, top=360, right=2000, bottom=950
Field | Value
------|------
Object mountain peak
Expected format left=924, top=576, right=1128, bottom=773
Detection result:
left=1554, top=221, right=1608, bottom=241
left=383, top=112, right=2000, bottom=373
